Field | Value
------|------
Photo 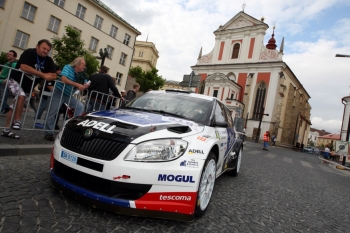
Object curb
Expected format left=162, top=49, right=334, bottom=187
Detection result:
left=0, top=144, right=53, bottom=156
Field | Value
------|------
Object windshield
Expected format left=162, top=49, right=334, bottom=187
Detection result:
left=125, top=92, right=212, bottom=124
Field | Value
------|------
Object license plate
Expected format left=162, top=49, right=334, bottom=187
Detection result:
left=61, top=151, right=78, bottom=164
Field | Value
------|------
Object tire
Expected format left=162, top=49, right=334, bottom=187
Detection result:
left=227, top=148, right=242, bottom=177
left=195, top=152, right=217, bottom=217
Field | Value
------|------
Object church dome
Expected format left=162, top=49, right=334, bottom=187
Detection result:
left=266, top=27, right=277, bottom=50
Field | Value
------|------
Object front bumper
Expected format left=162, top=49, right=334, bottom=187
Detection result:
left=50, top=138, right=204, bottom=220
left=50, top=169, right=195, bottom=221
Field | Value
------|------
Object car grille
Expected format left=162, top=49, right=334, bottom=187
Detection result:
left=60, top=128, right=128, bottom=161
left=54, top=160, right=152, bottom=200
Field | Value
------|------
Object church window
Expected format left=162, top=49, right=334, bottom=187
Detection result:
left=231, top=43, right=240, bottom=59
left=252, top=82, right=266, bottom=119
left=213, top=90, right=218, bottom=98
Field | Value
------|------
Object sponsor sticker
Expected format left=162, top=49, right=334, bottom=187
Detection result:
left=180, top=159, right=199, bottom=168
left=113, top=175, right=130, bottom=180
left=77, top=119, right=115, bottom=134
left=158, top=174, right=195, bottom=183
left=188, top=149, right=204, bottom=154
left=215, top=131, right=220, bottom=140
left=159, top=195, right=192, bottom=201
left=197, top=135, right=210, bottom=141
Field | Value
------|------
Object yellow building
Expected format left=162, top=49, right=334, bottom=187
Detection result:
left=159, top=80, right=187, bottom=91
left=0, top=0, right=140, bottom=90
left=131, top=41, right=159, bottom=71
left=317, top=134, right=340, bottom=148
left=126, top=40, right=160, bottom=92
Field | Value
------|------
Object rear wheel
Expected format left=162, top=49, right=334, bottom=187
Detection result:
left=195, top=152, right=216, bottom=217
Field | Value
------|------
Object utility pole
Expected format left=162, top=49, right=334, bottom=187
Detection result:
left=255, top=107, right=269, bottom=143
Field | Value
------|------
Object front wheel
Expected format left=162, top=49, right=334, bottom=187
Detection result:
left=227, top=148, right=242, bottom=177
left=195, top=152, right=216, bottom=217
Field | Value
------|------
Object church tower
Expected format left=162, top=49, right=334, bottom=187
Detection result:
left=191, top=11, right=311, bottom=147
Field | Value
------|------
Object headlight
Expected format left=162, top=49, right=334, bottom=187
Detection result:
left=56, top=119, right=71, bottom=140
left=124, top=139, right=188, bottom=162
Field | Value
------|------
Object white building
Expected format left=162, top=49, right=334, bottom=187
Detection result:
left=191, top=11, right=312, bottom=146
left=308, top=130, right=319, bottom=146
left=0, top=0, right=141, bottom=89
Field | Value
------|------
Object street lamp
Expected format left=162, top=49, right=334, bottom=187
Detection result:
left=335, top=54, right=350, bottom=58
left=97, top=48, right=109, bottom=66
left=336, top=53, right=350, bottom=166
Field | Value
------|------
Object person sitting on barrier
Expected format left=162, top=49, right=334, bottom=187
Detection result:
left=35, top=65, right=61, bottom=129
left=87, top=65, right=123, bottom=112
left=1, top=39, right=57, bottom=139
left=0, top=50, right=17, bottom=114
left=44, top=57, right=90, bottom=141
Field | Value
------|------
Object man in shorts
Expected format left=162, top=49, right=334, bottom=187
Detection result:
left=1, top=39, right=56, bottom=139
left=0, top=50, right=17, bottom=114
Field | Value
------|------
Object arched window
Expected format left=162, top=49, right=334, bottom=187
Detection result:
left=252, top=82, right=266, bottom=119
left=231, top=43, right=240, bottom=59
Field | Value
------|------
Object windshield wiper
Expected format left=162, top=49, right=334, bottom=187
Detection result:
left=145, top=109, right=185, bottom=118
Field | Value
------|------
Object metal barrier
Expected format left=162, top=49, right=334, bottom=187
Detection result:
left=0, top=65, right=120, bottom=133
left=85, top=90, right=121, bottom=112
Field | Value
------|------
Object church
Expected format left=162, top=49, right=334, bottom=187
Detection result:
left=191, top=11, right=311, bottom=147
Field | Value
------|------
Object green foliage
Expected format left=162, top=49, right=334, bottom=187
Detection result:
left=0, top=52, right=7, bottom=65
left=308, top=138, right=315, bottom=146
left=84, top=53, right=99, bottom=76
left=128, top=66, right=165, bottom=92
left=51, top=25, right=98, bottom=76
left=128, top=66, right=143, bottom=79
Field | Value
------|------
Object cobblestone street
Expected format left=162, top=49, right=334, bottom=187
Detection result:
left=1, top=142, right=350, bottom=232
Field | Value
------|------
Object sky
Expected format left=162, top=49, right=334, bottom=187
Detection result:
left=103, top=0, right=350, bottom=134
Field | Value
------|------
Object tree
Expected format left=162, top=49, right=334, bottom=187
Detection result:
left=128, top=66, right=165, bottom=92
left=128, top=66, right=143, bottom=80
left=0, top=52, right=7, bottom=65
left=51, top=25, right=99, bottom=76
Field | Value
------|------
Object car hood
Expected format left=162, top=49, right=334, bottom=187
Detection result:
left=64, top=108, right=204, bottom=143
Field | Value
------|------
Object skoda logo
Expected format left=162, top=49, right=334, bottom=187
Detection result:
left=84, top=128, right=94, bottom=138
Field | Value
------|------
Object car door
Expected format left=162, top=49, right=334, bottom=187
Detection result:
left=213, top=101, right=230, bottom=172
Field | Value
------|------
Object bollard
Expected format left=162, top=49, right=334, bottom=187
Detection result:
left=342, top=155, right=346, bottom=166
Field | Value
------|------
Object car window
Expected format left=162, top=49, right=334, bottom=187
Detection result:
left=128, top=93, right=212, bottom=125
left=223, top=106, right=233, bottom=128
left=214, top=102, right=227, bottom=123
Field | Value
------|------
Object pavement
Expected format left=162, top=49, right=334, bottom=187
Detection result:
left=0, top=108, right=58, bottom=156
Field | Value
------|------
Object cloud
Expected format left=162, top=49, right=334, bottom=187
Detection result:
left=311, top=116, right=342, bottom=133
left=284, top=22, right=350, bottom=126
left=102, top=0, right=350, bottom=133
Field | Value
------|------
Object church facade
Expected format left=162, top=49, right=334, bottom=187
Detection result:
left=191, top=11, right=311, bottom=146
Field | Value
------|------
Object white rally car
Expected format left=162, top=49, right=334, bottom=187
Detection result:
left=50, top=89, right=243, bottom=221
